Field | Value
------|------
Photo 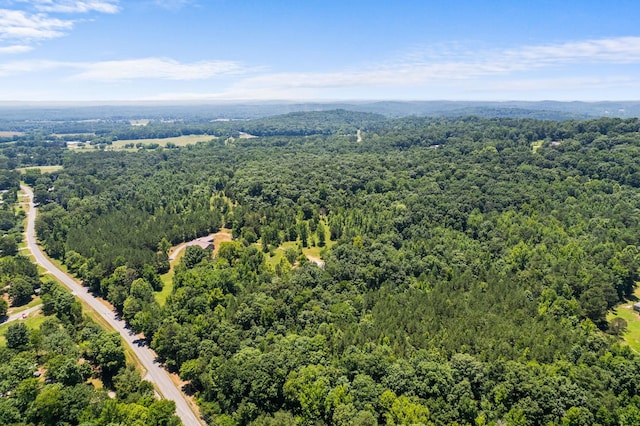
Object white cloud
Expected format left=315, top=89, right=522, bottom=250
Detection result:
left=0, top=8, right=73, bottom=41
left=0, top=44, right=32, bottom=54
left=226, top=36, right=640, bottom=94
left=17, top=0, right=120, bottom=14
left=0, top=1, right=119, bottom=53
left=507, top=37, right=640, bottom=65
left=0, top=57, right=247, bottom=81
left=71, top=57, right=246, bottom=81
left=0, top=59, right=66, bottom=76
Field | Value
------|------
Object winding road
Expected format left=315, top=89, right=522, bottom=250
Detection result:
left=21, top=186, right=203, bottom=426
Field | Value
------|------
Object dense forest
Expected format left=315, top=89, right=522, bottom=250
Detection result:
left=0, top=171, right=182, bottom=425
left=3, top=111, right=640, bottom=425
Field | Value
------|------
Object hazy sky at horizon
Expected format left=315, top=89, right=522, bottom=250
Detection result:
left=1, top=0, right=640, bottom=101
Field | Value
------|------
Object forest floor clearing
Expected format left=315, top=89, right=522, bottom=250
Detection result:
left=608, top=287, right=640, bottom=353
left=264, top=239, right=333, bottom=269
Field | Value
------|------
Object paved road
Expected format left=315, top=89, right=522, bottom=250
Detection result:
left=21, top=186, right=203, bottom=426
left=2, top=304, right=42, bottom=324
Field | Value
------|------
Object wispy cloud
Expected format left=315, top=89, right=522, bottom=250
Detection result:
left=228, top=36, right=640, bottom=93
left=0, top=59, right=66, bottom=76
left=71, top=57, right=246, bottom=81
left=0, top=44, right=32, bottom=54
left=505, top=37, right=640, bottom=65
left=0, top=57, right=248, bottom=80
left=0, top=1, right=119, bottom=53
left=17, top=0, right=120, bottom=14
left=0, top=8, right=73, bottom=41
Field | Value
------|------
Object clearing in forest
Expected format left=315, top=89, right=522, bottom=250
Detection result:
left=156, top=228, right=233, bottom=305
left=16, top=165, right=64, bottom=174
left=0, top=131, right=24, bottom=137
left=608, top=287, right=640, bottom=353
left=112, top=134, right=214, bottom=149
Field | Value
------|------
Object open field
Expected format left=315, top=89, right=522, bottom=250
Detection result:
left=16, top=165, right=64, bottom=174
left=608, top=287, right=640, bottom=353
left=69, top=134, right=215, bottom=151
left=0, top=131, right=24, bottom=137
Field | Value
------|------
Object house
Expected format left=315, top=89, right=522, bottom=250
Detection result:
left=186, top=236, right=214, bottom=251
left=633, top=303, right=640, bottom=313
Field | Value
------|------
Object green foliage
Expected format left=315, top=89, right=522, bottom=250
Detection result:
left=19, top=113, right=640, bottom=425
left=5, top=322, right=30, bottom=350
left=0, top=297, right=7, bottom=317
left=8, top=277, right=33, bottom=307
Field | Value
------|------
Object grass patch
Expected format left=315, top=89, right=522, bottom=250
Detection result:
left=7, top=296, right=42, bottom=314
left=608, top=287, right=640, bottom=353
left=16, top=165, right=64, bottom=174
left=263, top=220, right=334, bottom=268
left=69, top=135, right=215, bottom=151
left=0, top=131, right=24, bottom=137
left=264, top=241, right=298, bottom=269
left=155, top=248, right=185, bottom=306
left=0, top=311, right=46, bottom=346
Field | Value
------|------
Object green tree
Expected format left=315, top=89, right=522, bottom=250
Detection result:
left=0, top=297, right=7, bottom=317
left=33, top=384, right=64, bottom=426
left=6, top=322, right=30, bottom=350
left=90, top=332, right=126, bottom=382
left=8, top=277, right=33, bottom=306
left=183, top=245, right=208, bottom=269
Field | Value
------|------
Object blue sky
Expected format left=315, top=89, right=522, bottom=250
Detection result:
left=1, top=0, right=640, bottom=101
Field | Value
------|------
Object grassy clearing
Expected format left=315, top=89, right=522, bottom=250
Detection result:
left=155, top=229, right=233, bottom=306
left=263, top=220, right=334, bottom=268
left=156, top=249, right=185, bottom=306
left=16, top=165, right=64, bottom=174
left=264, top=241, right=298, bottom=268
left=0, top=131, right=24, bottom=137
left=0, top=311, right=46, bottom=346
left=608, top=287, right=640, bottom=353
left=69, top=134, right=215, bottom=151
left=531, top=140, right=544, bottom=152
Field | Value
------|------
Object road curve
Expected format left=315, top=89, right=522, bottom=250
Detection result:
left=21, top=186, right=203, bottom=426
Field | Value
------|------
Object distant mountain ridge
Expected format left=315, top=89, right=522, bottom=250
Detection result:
left=0, top=100, right=639, bottom=121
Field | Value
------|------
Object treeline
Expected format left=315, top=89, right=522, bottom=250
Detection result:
left=25, top=115, right=640, bottom=425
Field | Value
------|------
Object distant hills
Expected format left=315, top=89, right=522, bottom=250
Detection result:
left=0, top=100, right=639, bottom=121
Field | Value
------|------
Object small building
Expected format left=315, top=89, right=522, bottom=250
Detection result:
left=186, top=236, right=214, bottom=251
left=633, top=303, right=640, bottom=313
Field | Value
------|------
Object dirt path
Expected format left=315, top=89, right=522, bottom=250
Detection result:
left=306, top=255, right=325, bottom=267
left=211, top=228, right=233, bottom=258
